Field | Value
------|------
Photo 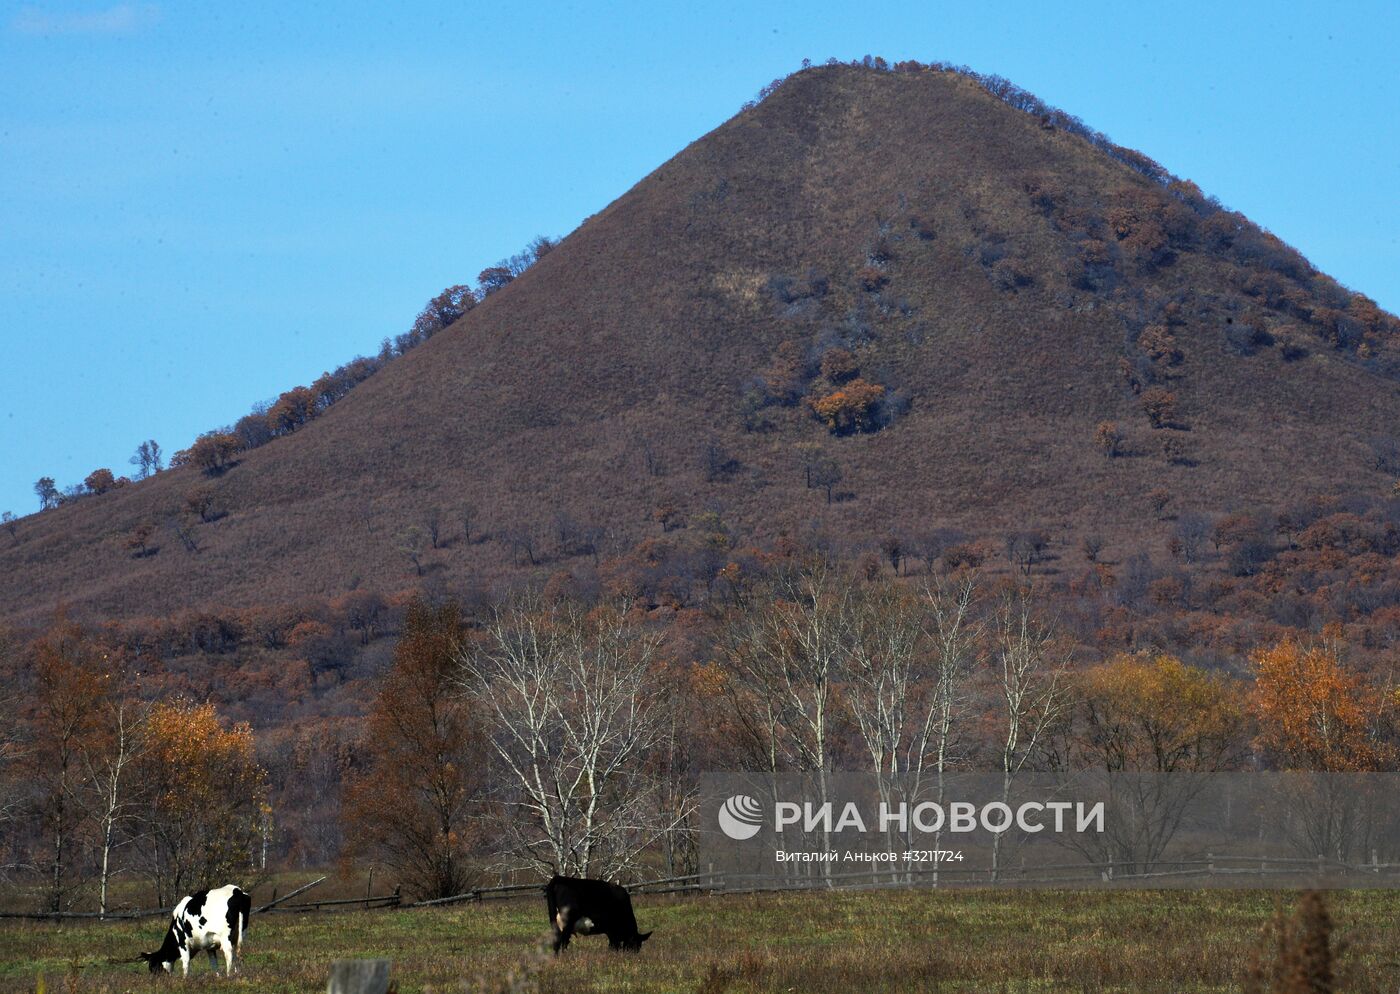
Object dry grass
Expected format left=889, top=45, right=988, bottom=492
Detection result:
left=3, top=889, right=1400, bottom=993
left=2, top=65, right=1396, bottom=630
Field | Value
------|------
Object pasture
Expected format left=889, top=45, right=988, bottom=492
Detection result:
left=3, top=888, right=1400, bottom=993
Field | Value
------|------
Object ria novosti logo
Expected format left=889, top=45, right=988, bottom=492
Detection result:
left=718, top=794, right=764, bottom=840
left=716, top=794, right=1105, bottom=840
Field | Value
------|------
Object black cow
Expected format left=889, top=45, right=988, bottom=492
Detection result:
left=545, top=875, right=652, bottom=953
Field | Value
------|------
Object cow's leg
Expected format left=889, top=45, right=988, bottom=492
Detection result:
left=552, top=907, right=576, bottom=954
left=179, top=949, right=191, bottom=977
left=219, top=938, right=236, bottom=975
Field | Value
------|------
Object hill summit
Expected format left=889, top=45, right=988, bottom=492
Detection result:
left=5, top=62, right=1398, bottom=623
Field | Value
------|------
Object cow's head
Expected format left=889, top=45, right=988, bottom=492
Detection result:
left=616, top=929, right=652, bottom=952
left=139, top=924, right=181, bottom=974
left=138, top=951, right=173, bottom=973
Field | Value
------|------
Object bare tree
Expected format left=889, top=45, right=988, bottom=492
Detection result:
left=401, top=527, right=426, bottom=576
left=172, top=520, right=201, bottom=554
left=810, top=457, right=842, bottom=504
left=503, top=525, right=540, bottom=566
left=1, top=511, right=16, bottom=544
left=34, top=477, right=59, bottom=511
left=641, top=438, right=666, bottom=478
left=843, top=577, right=979, bottom=877
left=425, top=508, right=444, bottom=549
left=1004, top=529, right=1050, bottom=576
left=82, top=698, right=148, bottom=917
left=795, top=442, right=822, bottom=489
left=129, top=440, right=163, bottom=480
left=990, top=588, right=1070, bottom=879
left=842, top=582, right=922, bottom=781
left=723, top=563, right=847, bottom=864
left=461, top=502, right=480, bottom=544
left=458, top=596, right=674, bottom=877
left=701, top=439, right=735, bottom=482
left=920, top=575, right=981, bottom=799
left=841, top=581, right=920, bottom=867
left=553, top=512, right=598, bottom=559
left=1173, top=513, right=1210, bottom=564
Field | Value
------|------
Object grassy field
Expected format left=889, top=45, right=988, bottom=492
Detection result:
left=2, top=889, right=1400, bottom=993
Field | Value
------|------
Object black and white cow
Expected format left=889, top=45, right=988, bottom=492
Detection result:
left=544, top=875, right=652, bottom=953
left=140, top=884, right=251, bottom=976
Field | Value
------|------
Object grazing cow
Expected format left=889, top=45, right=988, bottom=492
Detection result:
left=139, top=884, right=251, bottom=976
left=545, top=875, right=652, bottom=953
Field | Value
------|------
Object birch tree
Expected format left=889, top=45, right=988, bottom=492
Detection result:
left=82, top=697, right=148, bottom=917
left=990, top=588, right=1069, bottom=879
left=921, top=576, right=980, bottom=798
left=843, top=577, right=979, bottom=873
left=722, top=562, right=848, bottom=865
left=459, top=596, right=672, bottom=878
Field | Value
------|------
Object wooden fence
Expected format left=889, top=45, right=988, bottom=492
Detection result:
left=7, top=856, right=1400, bottom=922
left=0, top=871, right=717, bottom=922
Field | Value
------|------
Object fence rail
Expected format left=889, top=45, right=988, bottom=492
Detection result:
left=6, top=856, right=1398, bottom=921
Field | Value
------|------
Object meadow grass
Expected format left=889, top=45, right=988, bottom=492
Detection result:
left=2, top=888, right=1399, bottom=993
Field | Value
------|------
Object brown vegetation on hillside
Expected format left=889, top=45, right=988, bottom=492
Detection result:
left=3, top=62, right=1397, bottom=627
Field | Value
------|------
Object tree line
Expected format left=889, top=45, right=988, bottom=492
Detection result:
left=0, top=618, right=266, bottom=912
left=2, top=559, right=1394, bottom=909
left=335, top=562, right=1398, bottom=898
left=9, top=236, right=557, bottom=519
left=338, top=565, right=1400, bottom=901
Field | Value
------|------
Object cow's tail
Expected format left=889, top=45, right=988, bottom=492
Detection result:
left=232, top=887, right=252, bottom=945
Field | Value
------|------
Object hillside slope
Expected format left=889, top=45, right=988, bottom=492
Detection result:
left=5, top=63, right=1398, bottom=624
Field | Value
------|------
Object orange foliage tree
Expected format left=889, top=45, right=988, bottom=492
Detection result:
left=1069, top=654, right=1248, bottom=772
left=173, top=431, right=242, bottom=475
left=1251, top=637, right=1391, bottom=771
left=809, top=378, right=885, bottom=434
left=23, top=618, right=109, bottom=910
left=267, top=385, right=320, bottom=437
left=135, top=698, right=267, bottom=904
left=343, top=601, right=483, bottom=899
left=1094, top=421, right=1122, bottom=457
left=1139, top=387, right=1178, bottom=429
left=84, top=468, right=116, bottom=495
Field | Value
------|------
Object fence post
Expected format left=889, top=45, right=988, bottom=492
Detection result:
left=327, top=959, right=390, bottom=994
left=1207, top=853, right=1215, bottom=877
left=1317, top=853, right=1325, bottom=878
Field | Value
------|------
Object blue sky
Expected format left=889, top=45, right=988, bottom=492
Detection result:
left=2, top=1, right=1397, bottom=516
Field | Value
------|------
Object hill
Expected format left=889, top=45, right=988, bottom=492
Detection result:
left=4, top=61, right=1398, bottom=626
